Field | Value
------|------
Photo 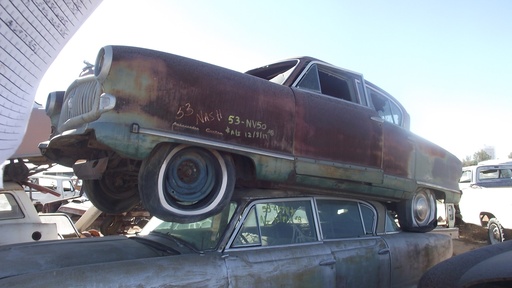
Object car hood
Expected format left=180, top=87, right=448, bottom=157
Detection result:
left=0, top=235, right=175, bottom=280
left=419, top=240, right=512, bottom=287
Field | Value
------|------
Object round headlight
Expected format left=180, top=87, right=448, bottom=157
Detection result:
left=94, top=46, right=113, bottom=81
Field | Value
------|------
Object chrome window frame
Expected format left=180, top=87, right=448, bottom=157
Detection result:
left=226, top=197, right=318, bottom=251
left=292, top=61, right=365, bottom=105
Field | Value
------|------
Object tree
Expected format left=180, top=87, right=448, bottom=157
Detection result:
left=474, top=150, right=492, bottom=163
left=462, top=149, right=492, bottom=167
left=462, top=155, right=476, bottom=167
left=508, top=152, right=512, bottom=159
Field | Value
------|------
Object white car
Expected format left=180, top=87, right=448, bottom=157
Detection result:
left=0, top=182, right=79, bottom=246
left=459, top=163, right=512, bottom=244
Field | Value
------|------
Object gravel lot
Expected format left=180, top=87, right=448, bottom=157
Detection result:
left=451, top=223, right=512, bottom=256
left=452, top=223, right=488, bottom=256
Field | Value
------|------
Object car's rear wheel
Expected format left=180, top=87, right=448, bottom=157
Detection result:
left=487, top=218, right=505, bottom=244
left=139, top=144, right=235, bottom=223
left=397, top=188, right=437, bottom=232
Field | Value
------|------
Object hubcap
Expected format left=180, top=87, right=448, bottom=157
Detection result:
left=489, top=224, right=502, bottom=243
left=177, top=159, right=200, bottom=184
left=165, top=149, right=216, bottom=203
left=413, top=190, right=433, bottom=225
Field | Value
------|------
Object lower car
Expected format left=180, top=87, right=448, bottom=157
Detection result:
left=0, top=188, right=452, bottom=287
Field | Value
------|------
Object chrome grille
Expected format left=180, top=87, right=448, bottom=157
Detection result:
left=57, top=76, right=102, bottom=132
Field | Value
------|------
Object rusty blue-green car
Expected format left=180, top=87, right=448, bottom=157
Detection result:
left=40, top=46, right=461, bottom=231
left=0, top=188, right=452, bottom=287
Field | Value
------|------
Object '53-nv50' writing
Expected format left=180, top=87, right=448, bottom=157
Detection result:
left=40, top=46, right=461, bottom=232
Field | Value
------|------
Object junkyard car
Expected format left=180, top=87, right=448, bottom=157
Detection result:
left=458, top=163, right=512, bottom=243
left=418, top=239, right=512, bottom=288
left=0, top=182, right=79, bottom=246
left=0, top=188, right=452, bottom=287
left=25, top=174, right=81, bottom=211
left=39, top=45, right=461, bottom=231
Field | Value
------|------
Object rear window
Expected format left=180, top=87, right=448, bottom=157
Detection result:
left=478, top=167, right=512, bottom=181
left=0, top=193, right=25, bottom=220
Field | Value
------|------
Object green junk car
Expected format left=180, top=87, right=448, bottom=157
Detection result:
left=40, top=45, right=461, bottom=231
left=0, top=188, right=452, bottom=287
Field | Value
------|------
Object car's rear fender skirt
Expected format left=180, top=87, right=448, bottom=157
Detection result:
left=381, top=232, right=452, bottom=287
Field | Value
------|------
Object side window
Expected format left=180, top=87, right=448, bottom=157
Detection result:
left=460, top=170, right=473, bottom=183
left=367, top=86, right=403, bottom=126
left=232, top=200, right=317, bottom=247
left=317, top=199, right=373, bottom=239
left=63, top=180, right=74, bottom=192
left=478, top=168, right=499, bottom=181
left=0, top=193, right=25, bottom=220
left=360, top=204, right=376, bottom=234
left=317, top=70, right=352, bottom=101
left=232, top=206, right=261, bottom=246
left=355, top=80, right=368, bottom=106
left=296, top=64, right=321, bottom=93
left=296, top=64, right=358, bottom=103
left=385, top=210, right=400, bottom=233
left=500, top=168, right=512, bottom=178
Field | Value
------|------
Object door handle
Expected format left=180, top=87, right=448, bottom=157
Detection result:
left=319, top=259, right=336, bottom=266
left=371, top=116, right=385, bottom=123
left=378, top=248, right=390, bottom=255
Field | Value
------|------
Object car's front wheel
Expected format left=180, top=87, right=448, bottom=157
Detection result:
left=139, top=144, right=235, bottom=223
left=487, top=218, right=505, bottom=244
left=397, top=188, right=437, bottom=232
left=83, top=157, right=141, bottom=214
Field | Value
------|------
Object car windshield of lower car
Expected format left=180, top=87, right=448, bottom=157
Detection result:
left=150, top=202, right=237, bottom=251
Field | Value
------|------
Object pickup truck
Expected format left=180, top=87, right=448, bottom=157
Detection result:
left=0, top=181, right=79, bottom=246
left=458, top=163, right=512, bottom=244
left=25, top=174, right=81, bottom=212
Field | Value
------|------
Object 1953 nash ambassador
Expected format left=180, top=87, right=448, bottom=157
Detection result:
left=39, top=45, right=461, bottom=231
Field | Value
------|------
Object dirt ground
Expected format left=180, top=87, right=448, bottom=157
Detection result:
left=451, top=223, right=512, bottom=256
left=452, top=223, right=489, bottom=256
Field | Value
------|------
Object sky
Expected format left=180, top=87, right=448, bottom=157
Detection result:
left=34, top=0, right=512, bottom=161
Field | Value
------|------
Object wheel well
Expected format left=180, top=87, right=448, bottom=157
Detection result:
left=432, top=190, right=445, bottom=202
left=479, top=212, right=496, bottom=227
left=231, top=154, right=257, bottom=183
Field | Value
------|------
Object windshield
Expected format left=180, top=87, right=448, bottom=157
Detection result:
left=149, top=202, right=237, bottom=251
left=245, top=60, right=298, bottom=84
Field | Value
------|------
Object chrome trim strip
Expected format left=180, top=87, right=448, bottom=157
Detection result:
left=136, top=127, right=295, bottom=161
left=296, top=156, right=383, bottom=174
left=417, top=181, right=462, bottom=195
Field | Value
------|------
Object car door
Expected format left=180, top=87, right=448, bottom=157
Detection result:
left=224, top=198, right=336, bottom=287
left=292, top=63, right=384, bottom=185
left=316, top=198, right=391, bottom=287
